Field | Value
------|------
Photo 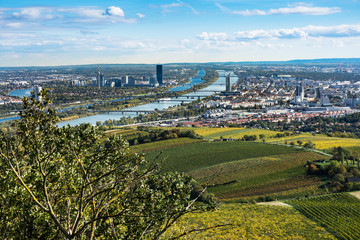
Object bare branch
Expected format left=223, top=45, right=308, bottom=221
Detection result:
left=169, top=224, right=233, bottom=240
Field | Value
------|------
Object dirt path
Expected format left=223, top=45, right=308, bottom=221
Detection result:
left=257, top=201, right=292, bottom=207
left=349, top=191, right=360, bottom=199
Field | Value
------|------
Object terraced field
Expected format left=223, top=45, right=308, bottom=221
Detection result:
left=164, top=203, right=336, bottom=240
left=287, top=193, right=360, bottom=240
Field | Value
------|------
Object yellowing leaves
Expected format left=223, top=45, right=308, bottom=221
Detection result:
left=164, top=203, right=336, bottom=240
left=195, top=127, right=360, bottom=150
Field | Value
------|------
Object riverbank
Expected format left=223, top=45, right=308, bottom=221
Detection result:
left=59, top=70, right=236, bottom=127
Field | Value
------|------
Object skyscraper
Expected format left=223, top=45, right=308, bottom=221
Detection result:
left=226, top=73, right=231, bottom=92
left=128, top=76, right=136, bottom=86
left=294, top=86, right=304, bottom=104
left=295, top=86, right=303, bottom=98
left=156, top=65, right=163, bottom=85
left=122, top=76, right=129, bottom=86
left=315, top=87, right=322, bottom=100
left=100, top=74, right=105, bottom=87
left=97, top=65, right=101, bottom=89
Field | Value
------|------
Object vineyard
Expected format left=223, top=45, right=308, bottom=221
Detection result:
left=130, top=138, right=327, bottom=200
left=194, top=127, right=360, bottom=150
left=287, top=193, right=360, bottom=240
left=164, top=203, right=336, bottom=239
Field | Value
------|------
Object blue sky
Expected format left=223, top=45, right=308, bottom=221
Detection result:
left=1, top=0, right=360, bottom=66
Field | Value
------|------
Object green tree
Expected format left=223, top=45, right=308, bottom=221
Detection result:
left=332, top=147, right=350, bottom=164
left=0, top=92, right=216, bottom=239
left=303, top=140, right=315, bottom=149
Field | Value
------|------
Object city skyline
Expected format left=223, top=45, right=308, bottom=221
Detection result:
left=1, top=0, right=360, bottom=66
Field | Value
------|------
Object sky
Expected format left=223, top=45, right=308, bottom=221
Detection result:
left=1, top=0, right=360, bottom=66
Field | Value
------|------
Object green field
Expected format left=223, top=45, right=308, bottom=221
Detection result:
left=194, top=152, right=324, bottom=200
left=287, top=193, right=360, bottom=240
left=163, top=203, right=336, bottom=240
left=132, top=138, right=327, bottom=201
left=136, top=140, right=302, bottom=173
left=125, top=128, right=360, bottom=239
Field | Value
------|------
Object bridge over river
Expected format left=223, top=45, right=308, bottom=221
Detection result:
left=93, top=109, right=167, bottom=114
left=58, top=70, right=238, bottom=126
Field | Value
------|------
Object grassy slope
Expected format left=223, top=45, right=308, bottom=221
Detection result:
left=193, top=152, right=324, bottom=200
left=132, top=139, right=326, bottom=201
left=138, top=140, right=301, bottom=173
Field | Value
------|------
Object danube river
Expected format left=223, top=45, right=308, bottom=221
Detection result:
left=59, top=70, right=237, bottom=127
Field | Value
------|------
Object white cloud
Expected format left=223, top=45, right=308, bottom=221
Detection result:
left=198, top=32, right=227, bottom=41
left=198, top=24, right=360, bottom=42
left=177, top=0, right=199, bottom=14
left=80, top=30, right=99, bottom=35
left=234, top=9, right=266, bottom=16
left=136, top=13, right=145, bottom=19
left=160, top=1, right=198, bottom=14
left=13, top=8, right=43, bottom=19
left=5, top=22, right=25, bottom=28
left=104, top=6, right=125, bottom=17
left=0, top=6, right=136, bottom=27
left=74, top=8, right=104, bottom=19
left=217, top=3, right=341, bottom=16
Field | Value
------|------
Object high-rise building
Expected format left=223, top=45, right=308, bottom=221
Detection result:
left=156, top=65, right=163, bottom=85
left=114, top=78, right=122, bottom=87
left=295, top=86, right=303, bottom=98
left=122, top=76, right=129, bottom=86
left=226, top=73, right=231, bottom=92
left=128, top=76, right=136, bottom=86
left=99, top=74, right=105, bottom=87
left=97, top=65, right=101, bottom=89
left=149, top=77, right=158, bottom=87
left=294, top=86, right=304, bottom=104
left=315, top=87, right=322, bottom=100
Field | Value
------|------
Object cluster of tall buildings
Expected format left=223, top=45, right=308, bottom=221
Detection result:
left=92, top=64, right=163, bottom=89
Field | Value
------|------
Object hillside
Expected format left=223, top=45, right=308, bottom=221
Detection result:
left=131, top=138, right=327, bottom=201
left=123, top=126, right=360, bottom=239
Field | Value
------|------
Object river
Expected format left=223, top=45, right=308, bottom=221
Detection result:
left=58, top=70, right=237, bottom=127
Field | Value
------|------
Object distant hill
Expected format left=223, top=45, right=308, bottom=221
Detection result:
left=203, top=58, right=360, bottom=65
left=1, top=58, right=360, bottom=69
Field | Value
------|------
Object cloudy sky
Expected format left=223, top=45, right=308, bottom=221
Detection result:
left=1, top=0, right=360, bottom=66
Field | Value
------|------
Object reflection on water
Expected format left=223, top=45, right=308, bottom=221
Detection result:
left=59, top=70, right=237, bottom=127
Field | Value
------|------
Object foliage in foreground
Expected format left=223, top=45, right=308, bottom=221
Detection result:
left=0, top=93, right=216, bottom=240
left=287, top=193, right=360, bottom=240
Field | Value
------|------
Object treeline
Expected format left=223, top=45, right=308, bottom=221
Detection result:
left=241, top=70, right=360, bottom=82
left=162, top=106, right=210, bottom=119
left=127, top=128, right=199, bottom=145
left=238, top=112, right=360, bottom=139
left=307, top=147, right=360, bottom=192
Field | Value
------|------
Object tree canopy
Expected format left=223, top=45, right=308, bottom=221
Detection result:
left=0, top=92, right=216, bottom=239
